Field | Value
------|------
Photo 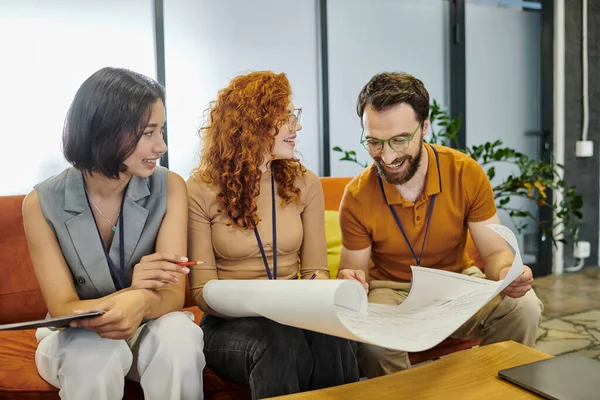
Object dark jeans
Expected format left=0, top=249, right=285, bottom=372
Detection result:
left=201, top=314, right=359, bottom=400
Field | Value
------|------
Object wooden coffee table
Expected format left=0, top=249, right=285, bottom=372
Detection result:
left=267, top=341, right=552, bottom=399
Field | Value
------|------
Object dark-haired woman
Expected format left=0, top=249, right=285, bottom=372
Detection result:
left=22, top=67, right=205, bottom=400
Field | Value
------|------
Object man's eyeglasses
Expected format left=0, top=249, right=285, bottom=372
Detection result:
left=288, top=108, right=302, bottom=131
left=360, top=122, right=421, bottom=154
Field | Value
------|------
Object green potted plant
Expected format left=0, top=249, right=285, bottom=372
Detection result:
left=333, top=100, right=582, bottom=247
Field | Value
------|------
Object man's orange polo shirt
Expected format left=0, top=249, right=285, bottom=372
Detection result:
left=339, top=144, right=496, bottom=282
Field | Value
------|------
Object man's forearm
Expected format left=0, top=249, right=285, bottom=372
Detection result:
left=483, top=249, right=515, bottom=280
left=338, top=246, right=371, bottom=277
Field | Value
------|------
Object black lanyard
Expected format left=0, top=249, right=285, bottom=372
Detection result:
left=376, top=144, right=442, bottom=267
left=254, top=173, right=277, bottom=280
left=85, top=188, right=127, bottom=289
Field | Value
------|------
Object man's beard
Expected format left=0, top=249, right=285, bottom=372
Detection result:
left=375, top=141, right=423, bottom=185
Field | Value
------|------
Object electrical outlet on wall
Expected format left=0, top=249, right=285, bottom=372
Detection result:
left=576, top=141, right=594, bottom=157
left=574, top=241, right=591, bottom=259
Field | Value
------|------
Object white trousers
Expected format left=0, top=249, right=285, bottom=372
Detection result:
left=35, top=311, right=205, bottom=400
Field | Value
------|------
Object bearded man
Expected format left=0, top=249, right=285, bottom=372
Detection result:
left=337, top=72, right=543, bottom=378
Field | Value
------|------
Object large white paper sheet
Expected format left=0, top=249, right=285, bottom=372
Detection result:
left=203, top=224, right=524, bottom=352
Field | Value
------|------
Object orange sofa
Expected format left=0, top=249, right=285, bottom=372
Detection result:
left=0, top=195, right=250, bottom=400
left=0, top=177, right=481, bottom=399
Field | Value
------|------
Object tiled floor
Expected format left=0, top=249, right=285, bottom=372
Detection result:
left=533, top=266, right=600, bottom=359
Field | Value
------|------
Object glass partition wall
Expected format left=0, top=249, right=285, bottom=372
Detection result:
left=1, top=0, right=553, bottom=276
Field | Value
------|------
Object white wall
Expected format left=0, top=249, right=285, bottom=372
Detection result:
left=466, top=3, right=541, bottom=262
left=0, top=0, right=545, bottom=199
left=326, top=0, right=450, bottom=177
left=163, top=0, right=321, bottom=179
left=0, top=0, right=156, bottom=196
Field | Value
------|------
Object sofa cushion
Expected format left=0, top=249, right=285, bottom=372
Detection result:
left=0, top=330, right=56, bottom=395
left=324, top=210, right=342, bottom=279
left=320, top=177, right=351, bottom=211
left=0, top=195, right=48, bottom=324
left=0, top=330, right=143, bottom=399
left=0, top=321, right=250, bottom=399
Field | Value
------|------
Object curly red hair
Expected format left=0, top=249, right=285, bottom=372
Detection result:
left=192, top=71, right=306, bottom=230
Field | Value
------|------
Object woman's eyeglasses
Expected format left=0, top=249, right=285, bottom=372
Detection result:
left=288, top=108, right=303, bottom=131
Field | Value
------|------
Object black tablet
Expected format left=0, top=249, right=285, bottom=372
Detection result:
left=0, top=311, right=105, bottom=331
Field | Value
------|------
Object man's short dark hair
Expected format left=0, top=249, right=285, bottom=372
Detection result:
left=62, top=67, right=165, bottom=179
left=356, top=72, right=430, bottom=127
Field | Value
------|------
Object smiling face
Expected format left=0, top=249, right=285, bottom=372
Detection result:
left=272, top=100, right=302, bottom=161
left=363, top=103, right=429, bottom=185
left=122, top=99, right=167, bottom=178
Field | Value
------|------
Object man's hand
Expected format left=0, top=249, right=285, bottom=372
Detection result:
left=70, top=290, right=148, bottom=340
left=337, top=269, right=369, bottom=293
left=131, top=252, right=191, bottom=290
left=499, top=265, right=533, bottom=298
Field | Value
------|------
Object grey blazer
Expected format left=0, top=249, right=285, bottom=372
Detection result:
left=35, top=167, right=168, bottom=300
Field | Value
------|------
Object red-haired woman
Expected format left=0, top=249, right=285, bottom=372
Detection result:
left=186, top=71, right=358, bottom=399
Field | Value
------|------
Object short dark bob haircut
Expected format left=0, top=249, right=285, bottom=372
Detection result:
left=62, top=67, right=165, bottom=179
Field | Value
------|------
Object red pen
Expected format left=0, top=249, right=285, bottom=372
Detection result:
left=176, top=261, right=205, bottom=266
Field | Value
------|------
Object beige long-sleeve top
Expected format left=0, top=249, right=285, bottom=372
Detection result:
left=187, top=168, right=329, bottom=308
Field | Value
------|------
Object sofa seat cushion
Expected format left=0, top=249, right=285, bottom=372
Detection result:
left=0, top=320, right=250, bottom=399
left=0, top=330, right=145, bottom=400
left=0, top=329, right=55, bottom=396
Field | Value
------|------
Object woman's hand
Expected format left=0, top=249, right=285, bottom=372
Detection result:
left=70, top=290, right=149, bottom=339
left=131, top=252, right=191, bottom=290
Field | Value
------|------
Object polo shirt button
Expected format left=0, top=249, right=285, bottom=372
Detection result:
left=416, top=216, right=421, bottom=221
left=77, top=277, right=86, bottom=285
